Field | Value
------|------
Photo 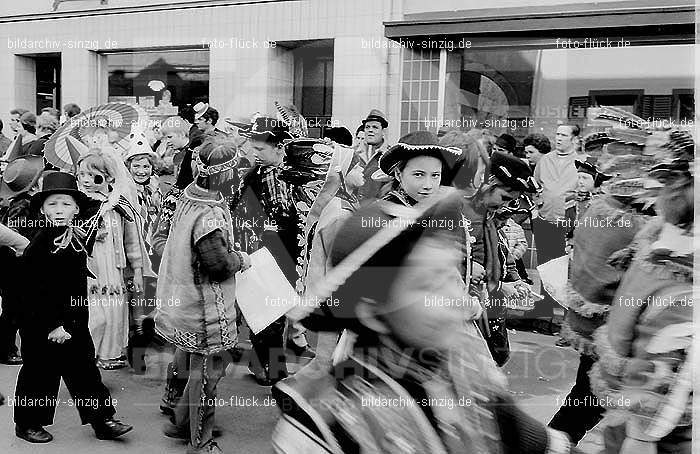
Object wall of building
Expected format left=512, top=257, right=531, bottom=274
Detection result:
left=401, top=0, right=676, bottom=13
left=0, top=0, right=403, bottom=139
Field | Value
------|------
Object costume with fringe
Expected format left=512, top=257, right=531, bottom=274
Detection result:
left=559, top=195, right=651, bottom=355
left=589, top=222, right=693, bottom=454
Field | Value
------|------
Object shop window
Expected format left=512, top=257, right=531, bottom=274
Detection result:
left=401, top=48, right=440, bottom=136
left=443, top=48, right=537, bottom=138
left=106, top=49, right=209, bottom=117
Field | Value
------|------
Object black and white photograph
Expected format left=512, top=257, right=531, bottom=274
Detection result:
left=0, top=1, right=695, bottom=453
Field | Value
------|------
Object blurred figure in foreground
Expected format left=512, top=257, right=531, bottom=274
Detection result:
left=272, top=132, right=576, bottom=454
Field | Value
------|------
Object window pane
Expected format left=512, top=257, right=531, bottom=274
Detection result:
left=421, top=61, right=431, bottom=80
left=421, top=82, right=432, bottom=101
left=107, top=49, right=210, bottom=111
left=411, top=62, right=421, bottom=80
left=402, top=82, right=411, bottom=101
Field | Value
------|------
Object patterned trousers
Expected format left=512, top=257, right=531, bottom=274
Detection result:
left=173, top=351, right=229, bottom=450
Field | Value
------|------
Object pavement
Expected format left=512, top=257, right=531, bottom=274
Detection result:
left=0, top=329, right=607, bottom=454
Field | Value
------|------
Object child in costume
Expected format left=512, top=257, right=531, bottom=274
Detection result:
left=124, top=128, right=162, bottom=255
left=13, top=171, right=132, bottom=444
left=76, top=146, right=153, bottom=370
left=155, top=139, right=251, bottom=454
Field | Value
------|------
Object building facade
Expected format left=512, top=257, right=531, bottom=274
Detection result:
left=0, top=0, right=694, bottom=140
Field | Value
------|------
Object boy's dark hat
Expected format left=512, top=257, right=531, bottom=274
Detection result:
left=490, top=151, right=540, bottom=193
left=31, top=171, right=87, bottom=210
left=495, top=134, right=517, bottom=154
left=238, top=116, right=293, bottom=142
left=0, top=155, right=45, bottom=201
left=361, top=109, right=388, bottom=128
left=575, top=156, right=613, bottom=187
left=379, top=130, right=462, bottom=176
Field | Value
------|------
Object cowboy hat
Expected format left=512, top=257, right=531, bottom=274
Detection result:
left=575, top=156, right=613, bottom=187
left=489, top=151, right=540, bottom=193
left=238, top=116, right=294, bottom=143
left=0, top=155, right=45, bottom=201
left=379, top=130, right=462, bottom=176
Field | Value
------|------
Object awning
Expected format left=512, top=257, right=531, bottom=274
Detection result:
left=384, top=0, right=695, bottom=48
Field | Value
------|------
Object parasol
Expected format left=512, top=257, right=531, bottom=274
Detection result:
left=43, top=102, right=149, bottom=172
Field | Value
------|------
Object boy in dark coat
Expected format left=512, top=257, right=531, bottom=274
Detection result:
left=13, top=171, right=133, bottom=444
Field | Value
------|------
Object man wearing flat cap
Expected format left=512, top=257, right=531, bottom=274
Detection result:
left=356, top=109, right=391, bottom=204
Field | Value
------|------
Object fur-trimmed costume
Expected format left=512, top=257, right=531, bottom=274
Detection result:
left=589, top=221, right=693, bottom=454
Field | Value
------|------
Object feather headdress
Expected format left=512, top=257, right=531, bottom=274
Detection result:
left=275, top=102, right=308, bottom=139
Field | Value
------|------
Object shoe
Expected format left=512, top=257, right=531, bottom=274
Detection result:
left=187, top=441, right=223, bottom=454
left=15, top=426, right=53, bottom=443
left=159, top=404, right=175, bottom=417
left=163, top=422, right=190, bottom=440
left=555, top=338, right=571, bottom=348
left=251, top=364, right=287, bottom=387
left=91, top=418, right=133, bottom=440
left=286, top=342, right=316, bottom=360
left=0, top=354, right=23, bottom=365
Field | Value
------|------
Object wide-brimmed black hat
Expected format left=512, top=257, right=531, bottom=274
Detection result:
left=361, top=109, right=388, bottom=129
left=31, top=171, right=87, bottom=211
left=489, top=151, right=540, bottom=193
left=238, top=116, right=294, bottom=143
left=0, top=155, right=45, bottom=201
left=495, top=134, right=517, bottom=154
left=379, top=131, right=462, bottom=176
left=575, top=156, right=613, bottom=187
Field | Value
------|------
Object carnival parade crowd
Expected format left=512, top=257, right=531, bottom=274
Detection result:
left=0, top=99, right=693, bottom=454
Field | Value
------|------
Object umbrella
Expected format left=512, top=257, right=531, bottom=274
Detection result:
left=43, top=102, right=149, bottom=172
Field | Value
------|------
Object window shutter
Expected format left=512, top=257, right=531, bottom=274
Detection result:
left=641, top=95, right=672, bottom=120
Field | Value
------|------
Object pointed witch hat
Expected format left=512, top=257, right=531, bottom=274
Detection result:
left=65, top=135, right=89, bottom=173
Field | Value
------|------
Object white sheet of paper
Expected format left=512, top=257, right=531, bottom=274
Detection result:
left=235, top=247, right=299, bottom=334
left=536, top=256, right=569, bottom=309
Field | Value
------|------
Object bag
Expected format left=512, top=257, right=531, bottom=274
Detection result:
left=475, top=284, right=510, bottom=367
left=477, top=312, right=511, bottom=367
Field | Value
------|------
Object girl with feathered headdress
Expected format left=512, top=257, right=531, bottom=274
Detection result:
left=76, top=146, right=154, bottom=370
